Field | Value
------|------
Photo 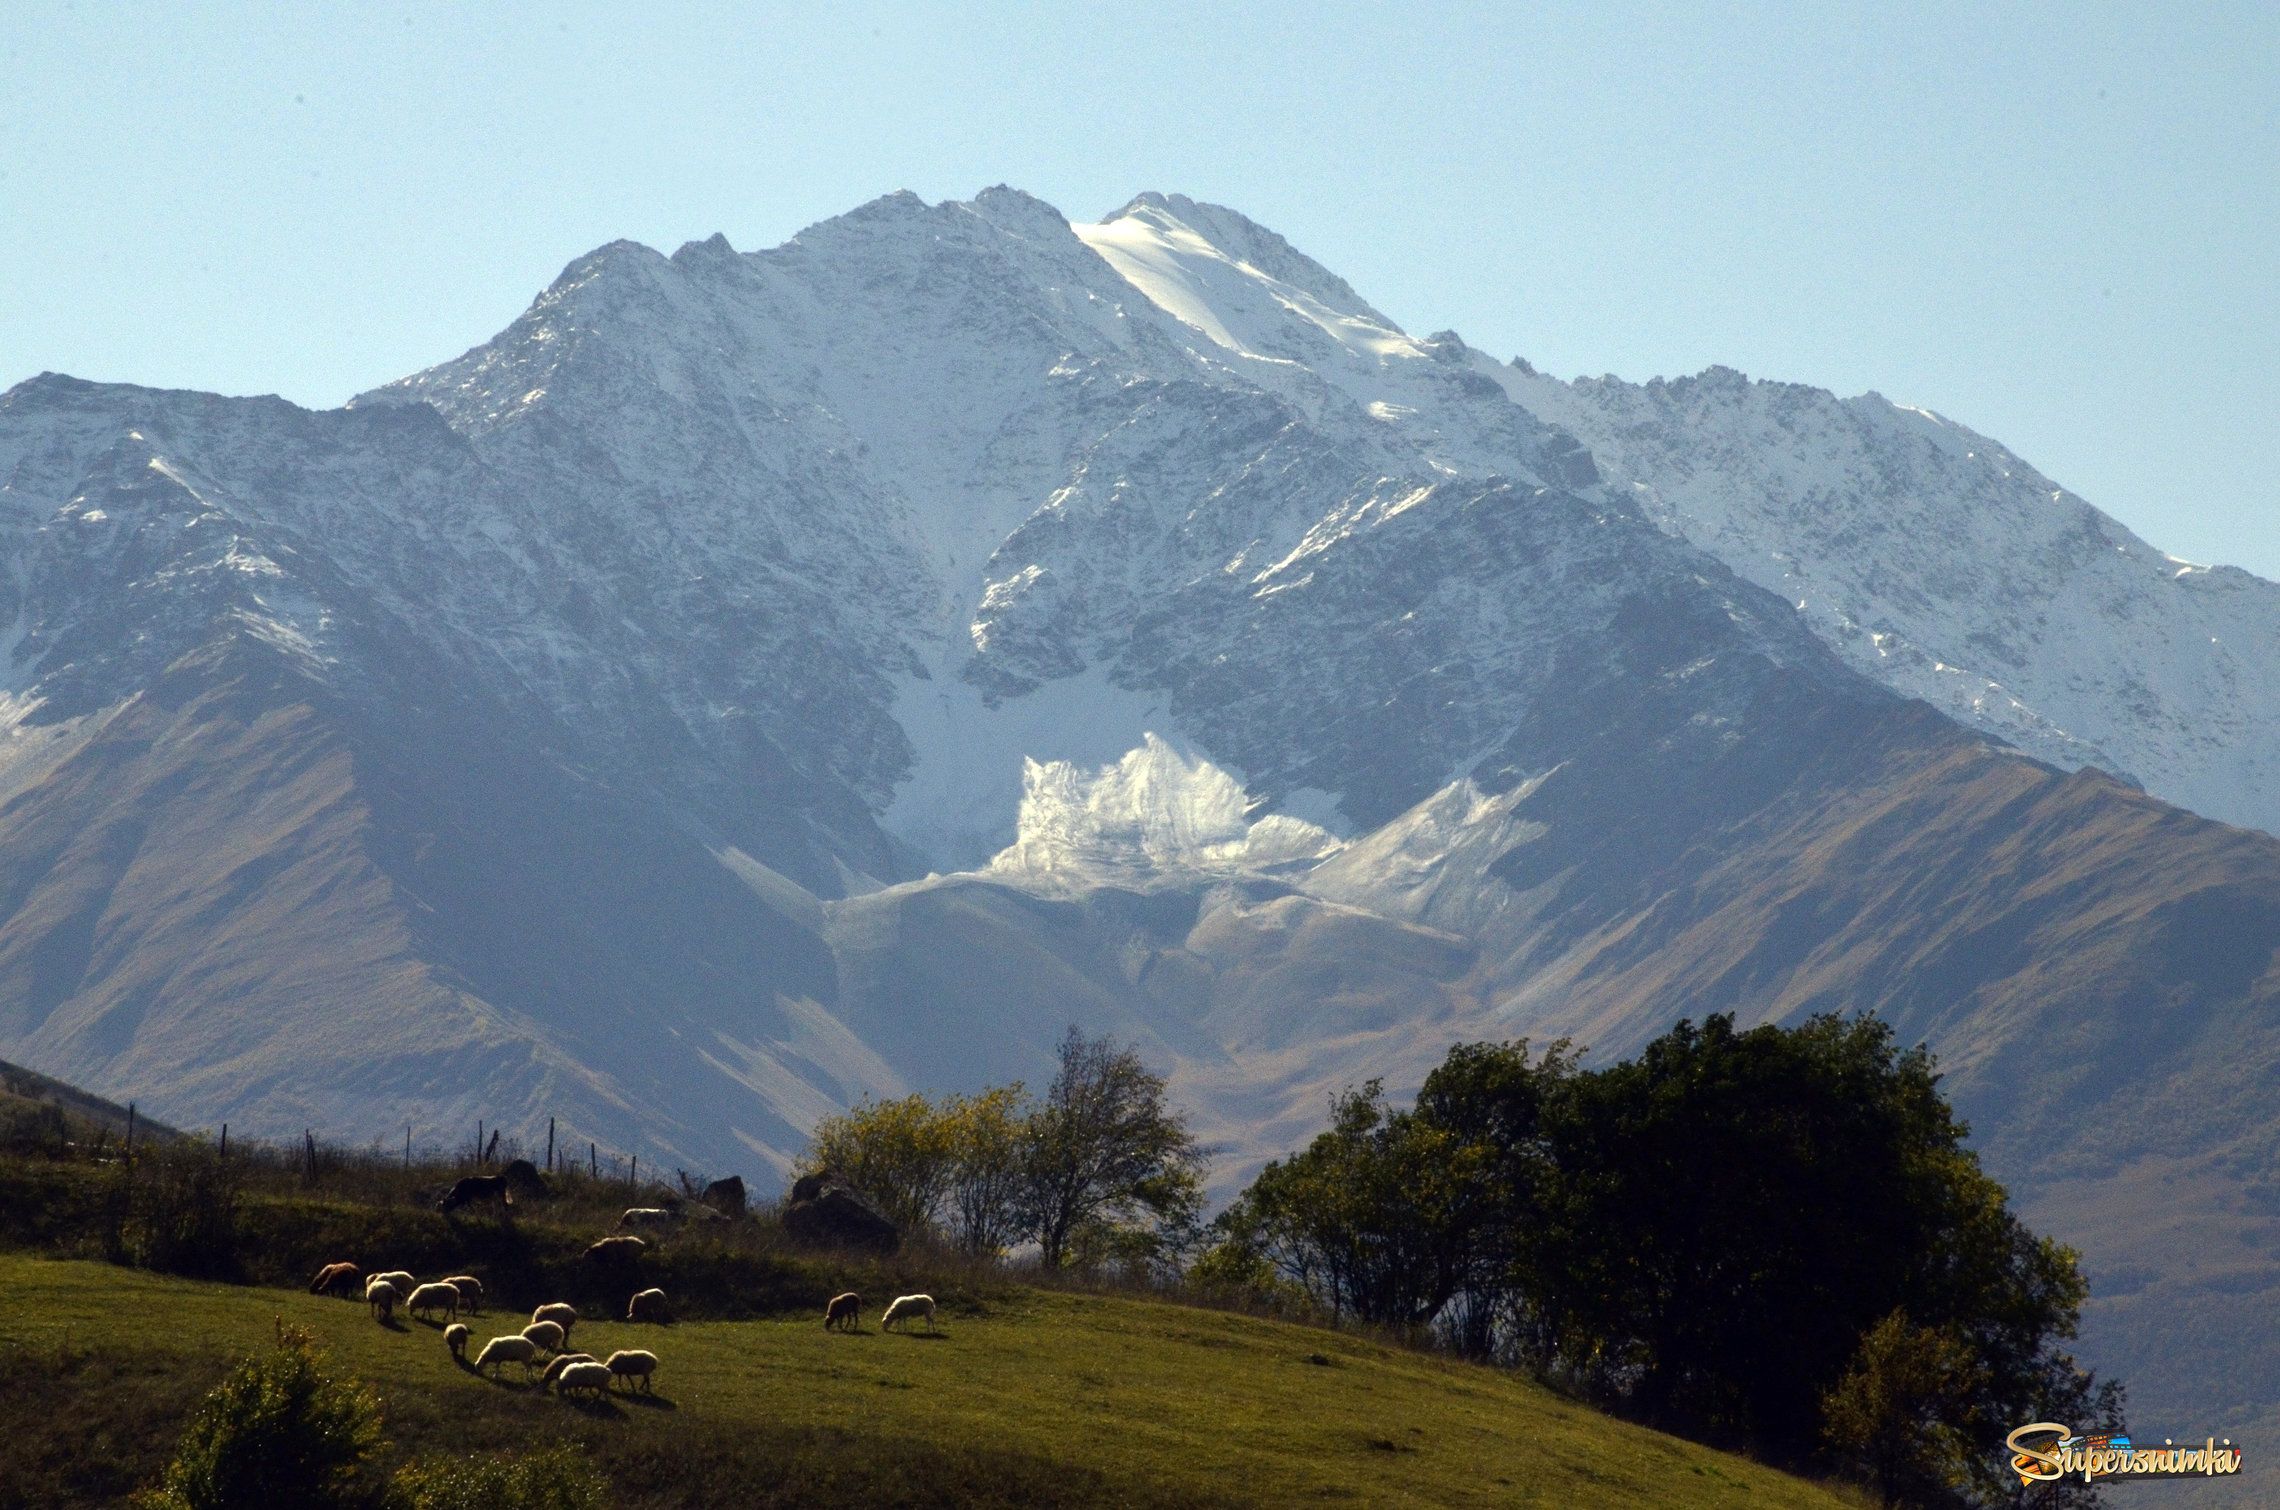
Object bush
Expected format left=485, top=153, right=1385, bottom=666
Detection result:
left=133, top=1322, right=383, bottom=1510
left=387, top=1446, right=607, bottom=1510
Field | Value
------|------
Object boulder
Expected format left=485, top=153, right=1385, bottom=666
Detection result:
left=782, top=1172, right=899, bottom=1253
left=702, top=1174, right=747, bottom=1218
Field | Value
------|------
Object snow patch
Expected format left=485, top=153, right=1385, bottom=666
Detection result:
left=985, top=733, right=1342, bottom=890
left=883, top=663, right=1174, bottom=872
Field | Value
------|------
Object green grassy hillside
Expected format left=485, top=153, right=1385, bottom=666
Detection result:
left=0, top=1252, right=1863, bottom=1510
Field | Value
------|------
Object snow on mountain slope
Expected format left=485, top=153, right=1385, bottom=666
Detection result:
left=1500, top=363, right=2280, bottom=835
left=360, top=187, right=1611, bottom=866
left=984, top=732, right=1342, bottom=892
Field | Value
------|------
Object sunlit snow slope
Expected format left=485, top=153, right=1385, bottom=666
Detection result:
left=1502, top=364, right=2280, bottom=837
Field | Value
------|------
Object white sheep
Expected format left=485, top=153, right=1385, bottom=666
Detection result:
left=521, top=1319, right=566, bottom=1355
left=445, top=1275, right=484, bottom=1314
left=365, top=1278, right=401, bottom=1322
left=473, top=1334, right=539, bottom=1378
left=444, top=1322, right=470, bottom=1362
left=407, top=1282, right=461, bottom=1322
left=531, top=1301, right=579, bottom=1338
left=604, top=1349, right=659, bottom=1393
left=541, top=1352, right=597, bottom=1385
left=555, top=1359, right=615, bottom=1399
left=880, top=1293, right=937, bottom=1333
left=372, top=1269, right=417, bottom=1295
left=626, top=1287, right=669, bottom=1323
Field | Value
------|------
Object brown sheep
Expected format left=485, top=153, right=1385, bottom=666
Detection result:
left=445, top=1275, right=484, bottom=1314
left=309, top=1262, right=361, bottom=1297
left=627, top=1287, right=670, bottom=1324
left=824, top=1291, right=860, bottom=1331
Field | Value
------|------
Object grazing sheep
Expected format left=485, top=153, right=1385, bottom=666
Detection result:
left=309, top=1262, right=361, bottom=1297
left=372, top=1269, right=418, bottom=1295
left=555, top=1360, right=614, bottom=1399
left=444, top=1275, right=484, bottom=1314
left=603, top=1349, right=659, bottom=1393
left=521, top=1319, right=566, bottom=1355
left=824, top=1292, right=860, bottom=1331
left=584, top=1235, right=646, bottom=1263
left=532, top=1302, right=579, bottom=1338
left=407, top=1282, right=461, bottom=1323
left=365, top=1279, right=401, bottom=1323
left=881, top=1294, right=936, bottom=1333
left=614, top=1207, right=682, bottom=1232
left=472, top=1334, right=540, bottom=1378
left=437, top=1173, right=514, bottom=1215
left=626, top=1288, right=669, bottom=1324
left=541, top=1352, right=598, bottom=1385
left=445, top=1323, right=470, bottom=1362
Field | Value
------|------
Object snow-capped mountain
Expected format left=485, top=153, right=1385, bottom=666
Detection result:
left=1504, top=363, right=2280, bottom=836
left=5, top=186, right=2280, bottom=1470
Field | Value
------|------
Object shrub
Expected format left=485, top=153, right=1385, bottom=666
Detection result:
left=386, top=1446, right=607, bottom=1510
left=133, top=1322, right=383, bottom=1510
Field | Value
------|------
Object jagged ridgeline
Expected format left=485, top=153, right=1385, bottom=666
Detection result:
left=3, top=188, right=2280, bottom=1480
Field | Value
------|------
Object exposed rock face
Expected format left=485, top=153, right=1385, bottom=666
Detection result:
left=1504, top=363, right=2280, bottom=837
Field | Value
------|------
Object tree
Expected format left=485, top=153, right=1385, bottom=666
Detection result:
left=135, top=1323, right=383, bottom=1510
left=1219, top=1080, right=1490, bottom=1331
left=1821, top=1311, right=1988, bottom=1508
left=802, top=1092, right=958, bottom=1235
left=1516, top=1014, right=2098, bottom=1466
left=1214, top=1013, right=2120, bottom=1501
left=941, top=1084, right=1032, bottom=1257
left=1019, top=1028, right=1207, bottom=1269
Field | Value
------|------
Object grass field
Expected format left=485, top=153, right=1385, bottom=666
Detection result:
left=0, top=1252, right=1864, bottom=1510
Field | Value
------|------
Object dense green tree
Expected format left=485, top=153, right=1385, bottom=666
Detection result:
left=1213, top=1014, right=2119, bottom=1504
left=1519, top=1015, right=2093, bottom=1468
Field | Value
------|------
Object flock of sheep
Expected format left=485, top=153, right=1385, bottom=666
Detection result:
left=306, top=1225, right=941, bottom=1408
left=307, top=1259, right=662, bottom=1398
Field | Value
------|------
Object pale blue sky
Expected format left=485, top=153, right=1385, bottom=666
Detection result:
left=4, top=3, right=2275, bottom=574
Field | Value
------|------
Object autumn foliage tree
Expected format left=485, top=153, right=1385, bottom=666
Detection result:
left=798, top=1029, right=1205, bottom=1270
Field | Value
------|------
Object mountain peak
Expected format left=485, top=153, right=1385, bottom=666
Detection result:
left=1095, top=192, right=1391, bottom=330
